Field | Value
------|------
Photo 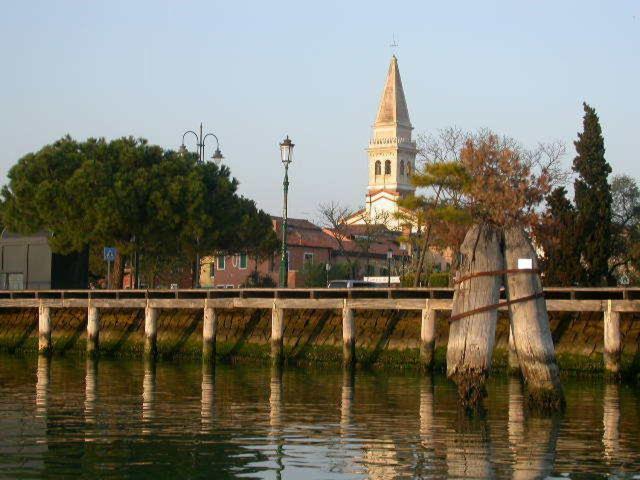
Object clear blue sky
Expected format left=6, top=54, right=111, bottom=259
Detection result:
left=1, top=0, right=638, bottom=219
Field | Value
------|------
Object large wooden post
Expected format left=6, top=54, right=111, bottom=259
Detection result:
left=342, top=302, right=356, bottom=369
left=271, top=303, right=284, bottom=367
left=86, top=305, right=100, bottom=356
left=603, top=300, right=621, bottom=374
left=202, top=306, right=217, bottom=363
left=447, top=224, right=504, bottom=407
left=508, top=326, right=520, bottom=375
left=420, top=301, right=436, bottom=370
left=503, top=226, right=564, bottom=409
left=144, top=304, right=158, bottom=359
left=38, top=304, right=52, bottom=355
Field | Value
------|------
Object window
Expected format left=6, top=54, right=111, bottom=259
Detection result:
left=374, top=160, right=381, bottom=175
left=7, top=273, right=24, bottom=290
left=209, top=262, right=215, bottom=278
left=384, top=160, right=391, bottom=175
left=303, top=252, right=314, bottom=265
left=399, top=161, right=405, bottom=175
left=239, top=253, right=248, bottom=269
left=217, top=255, right=225, bottom=270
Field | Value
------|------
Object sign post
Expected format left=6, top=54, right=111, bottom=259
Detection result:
left=103, top=247, right=117, bottom=289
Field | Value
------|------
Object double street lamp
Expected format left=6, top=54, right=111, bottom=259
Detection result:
left=279, top=136, right=294, bottom=288
left=180, top=123, right=224, bottom=288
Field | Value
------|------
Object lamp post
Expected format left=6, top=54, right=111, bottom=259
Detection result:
left=180, top=123, right=224, bottom=288
left=400, top=243, right=407, bottom=282
left=325, top=262, right=331, bottom=287
left=279, top=136, right=294, bottom=288
left=386, top=248, right=393, bottom=288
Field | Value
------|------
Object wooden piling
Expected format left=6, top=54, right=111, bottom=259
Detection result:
left=604, top=300, right=621, bottom=375
left=420, top=302, right=436, bottom=370
left=508, top=326, right=520, bottom=375
left=342, top=303, right=356, bottom=368
left=86, top=305, right=100, bottom=356
left=503, top=226, right=564, bottom=409
left=271, top=304, right=284, bottom=367
left=144, top=305, right=158, bottom=359
left=202, top=306, right=217, bottom=363
left=447, top=224, right=504, bottom=408
left=38, top=304, right=52, bottom=355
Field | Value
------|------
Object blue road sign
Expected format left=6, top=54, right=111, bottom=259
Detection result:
left=103, top=247, right=117, bottom=262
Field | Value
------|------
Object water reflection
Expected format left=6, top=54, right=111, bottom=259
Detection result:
left=269, top=366, right=284, bottom=479
left=35, top=355, right=50, bottom=419
left=84, top=358, right=98, bottom=426
left=1, top=356, right=640, bottom=478
left=602, top=382, right=620, bottom=461
left=200, top=363, right=215, bottom=433
left=142, top=359, right=156, bottom=435
left=508, top=377, right=559, bottom=479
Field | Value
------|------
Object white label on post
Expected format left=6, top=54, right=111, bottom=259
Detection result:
left=518, top=258, right=533, bottom=270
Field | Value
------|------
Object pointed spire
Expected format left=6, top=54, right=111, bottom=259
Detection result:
left=374, top=55, right=411, bottom=128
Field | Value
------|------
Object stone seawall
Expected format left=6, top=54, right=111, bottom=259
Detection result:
left=0, top=308, right=639, bottom=372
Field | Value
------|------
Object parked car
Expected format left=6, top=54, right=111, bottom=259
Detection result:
left=327, top=280, right=379, bottom=289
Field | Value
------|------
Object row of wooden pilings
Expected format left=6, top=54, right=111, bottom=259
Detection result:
left=35, top=299, right=623, bottom=373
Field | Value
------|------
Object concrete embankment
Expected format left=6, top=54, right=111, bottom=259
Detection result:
left=1, top=307, right=639, bottom=375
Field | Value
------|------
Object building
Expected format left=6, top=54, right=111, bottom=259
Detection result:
left=200, top=217, right=406, bottom=288
left=346, top=55, right=417, bottom=230
left=0, top=230, right=88, bottom=290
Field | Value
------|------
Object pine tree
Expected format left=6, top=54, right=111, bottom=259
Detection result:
left=572, top=102, right=613, bottom=286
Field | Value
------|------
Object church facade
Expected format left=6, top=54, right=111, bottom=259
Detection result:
left=346, top=55, right=417, bottom=230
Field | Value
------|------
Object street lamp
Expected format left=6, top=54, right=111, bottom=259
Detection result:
left=399, top=243, right=407, bottom=283
left=181, top=122, right=224, bottom=165
left=325, top=262, right=331, bottom=287
left=180, top=122, right=225, bottom=288
left=387, top=248, right=393, bottom=288
left=279, top=135, right=294, bottom=288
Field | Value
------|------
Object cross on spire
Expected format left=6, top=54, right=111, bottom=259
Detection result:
left=390, top=34, right=399, bottom=54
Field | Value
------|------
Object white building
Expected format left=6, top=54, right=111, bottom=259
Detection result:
left=347, top=55, right=417, bottom=230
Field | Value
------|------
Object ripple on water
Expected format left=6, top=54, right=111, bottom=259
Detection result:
left=0, top=356, right=639, bottom=479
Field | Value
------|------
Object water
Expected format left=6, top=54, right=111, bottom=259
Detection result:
left=0, top=356, right=638, bottom=479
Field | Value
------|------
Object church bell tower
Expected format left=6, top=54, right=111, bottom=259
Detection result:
left=365, top=55, right=417, bottom=223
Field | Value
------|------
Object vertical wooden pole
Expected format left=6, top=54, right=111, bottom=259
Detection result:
left=86, top=305, right=100, bottom=356
left=447, top=224, right=504, bottom=408
left=342, top=302, right=356, bottom=369
left=504, top=226, right=563, bottom=409
left=420, top=301, right=436, bottom=370
left=604, top=300, right=621, bottom=374
left=202, top=306, right=217, bottom=363
left=144, top=304, right=158, bottom=359
left=508, top=325, right=520, bottom=375
left=38, top=304, right=52, bottom=355
left=271, top=303, right=284, bottom=367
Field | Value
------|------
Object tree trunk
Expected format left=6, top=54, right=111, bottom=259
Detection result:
left=503, top=226, right=564, bottom=410
left=112, top=251, right=125, bottom=289
left=446, top=223, right=504, bottom=408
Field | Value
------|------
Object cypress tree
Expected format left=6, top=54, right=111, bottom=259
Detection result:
left=572, top=102, right=613, bottom=286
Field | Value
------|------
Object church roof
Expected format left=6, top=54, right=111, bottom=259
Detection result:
left=374, top=55, right=412, bottom=128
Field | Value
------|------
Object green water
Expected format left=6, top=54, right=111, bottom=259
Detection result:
left=0, top=356, right=638, bottom=479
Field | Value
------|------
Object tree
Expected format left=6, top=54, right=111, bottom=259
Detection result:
left=317, top=201, right=359, bottom=278
left=534, top=187, right=583, bottom=285
left=609, top=174, right=640, bottom=283
left=572, top=102, right=613, bottom=286
left=0, top=136, right=274, bottom=288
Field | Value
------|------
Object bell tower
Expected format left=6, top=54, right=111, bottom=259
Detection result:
left=365, top=55, right=417, bottom=222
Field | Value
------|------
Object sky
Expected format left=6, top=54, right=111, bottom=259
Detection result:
left=0, top=0, right=638, bottom=219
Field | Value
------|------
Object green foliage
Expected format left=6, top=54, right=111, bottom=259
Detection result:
left=573, top=103, right=613, bottom=286
left=242, top=271, right=277, bottom=288
left=427, top=272, right=450, bottom=287
left=535, top=187, right=584, bottom=286
left=0, top=136, right=274, bottom=284
left=301, top=262, right=327, bottom=287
